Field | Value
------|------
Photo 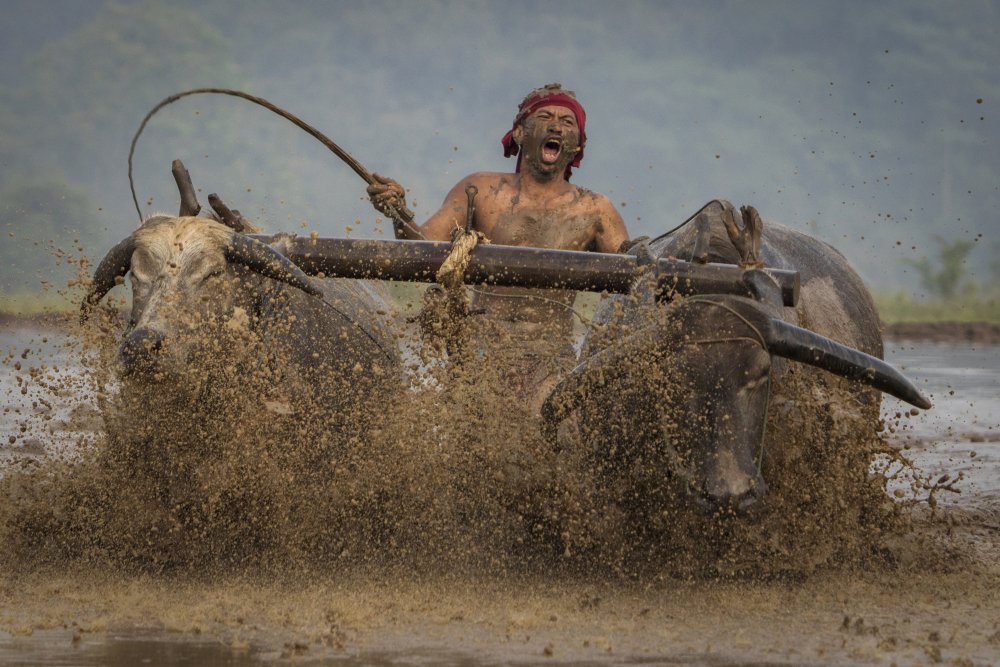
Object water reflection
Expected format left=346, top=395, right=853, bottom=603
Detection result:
left=0, top=627, right=790, bottom=666
left=0, top=628, right=261, bottom=667
left=883, top=342, right=1000, bottom=504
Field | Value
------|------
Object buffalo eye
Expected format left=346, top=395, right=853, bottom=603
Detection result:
left=201, top=269, right=225, bottom=283
left=129, top=273, right=147, bottom=295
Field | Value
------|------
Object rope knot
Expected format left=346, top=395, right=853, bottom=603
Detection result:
left=435, top=226, right=489, bottom=294
left=416, top=227, right=490, bottom=357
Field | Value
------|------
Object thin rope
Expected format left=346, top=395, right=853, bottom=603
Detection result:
left=680, top=336, right=763, bottom=347
left=678, top=297, right=773, bottom=477
left=252, top=265, right=398, bottom=363
left=681, top=296, right=768, bottom=349
left=648, top=198, right=729, bottom=243
left=316, top=296, right=397, bottom=363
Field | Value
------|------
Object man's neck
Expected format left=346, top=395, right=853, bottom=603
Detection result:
left=516, top=170, right=571, bottom=200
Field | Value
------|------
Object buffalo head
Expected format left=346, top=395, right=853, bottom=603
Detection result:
left=543, top=292, right=931, bottom=514
left=82, top=215, right=319, bottom=378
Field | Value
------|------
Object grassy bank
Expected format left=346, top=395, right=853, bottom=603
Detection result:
left=0, top=290, right=79, bottom=316
left=5, top=286, right=999, bottom=326
left=871, top=290, right=1000, bottom=324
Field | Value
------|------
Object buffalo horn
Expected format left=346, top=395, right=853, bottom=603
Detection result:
left=80, top=235, right=136, bottom=321
left=224, top=233, right=322, bottom=296
left=764, top=319, right=932, bottom=409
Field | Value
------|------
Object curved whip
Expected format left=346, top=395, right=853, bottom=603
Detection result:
left=127, top=87, right=420, bottom=235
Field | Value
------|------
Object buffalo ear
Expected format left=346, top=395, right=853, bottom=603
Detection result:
left=741, top=270, right=785, bottom=310
left=224, top=233, right=322, bottom=297
left=763, top=318, right=932, bottom=409
left=81, top=235, right=136, bottom=322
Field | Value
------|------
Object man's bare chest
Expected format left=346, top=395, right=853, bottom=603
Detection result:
left=479, top=198, right=600, bottom=251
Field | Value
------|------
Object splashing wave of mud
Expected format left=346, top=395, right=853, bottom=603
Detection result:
left=2, top=296, right=999, bottom=664
left=0, top=297, right=970, bottom=581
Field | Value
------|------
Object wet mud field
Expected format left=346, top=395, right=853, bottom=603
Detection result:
left=0, top=315, right=998, bottom=666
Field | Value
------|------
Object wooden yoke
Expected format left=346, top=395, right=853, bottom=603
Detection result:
left=250, top=235, right=800, bottom=307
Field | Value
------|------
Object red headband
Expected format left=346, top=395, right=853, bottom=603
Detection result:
left=500, top=93, right=587, bottom=180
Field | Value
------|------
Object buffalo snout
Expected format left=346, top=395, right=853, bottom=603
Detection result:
left=120, top=327, right=165, bottom=374
left=698, top=467, right=767, bottom=514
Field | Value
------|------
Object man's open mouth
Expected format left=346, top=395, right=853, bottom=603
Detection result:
left=541, top=139, right=562, bottom=164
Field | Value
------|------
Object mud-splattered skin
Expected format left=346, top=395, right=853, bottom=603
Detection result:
left=370, top=105, right=628, bottom=328
left=466, top=173, right=623, bottom=324
left=400, top=106, right=626, bottom=253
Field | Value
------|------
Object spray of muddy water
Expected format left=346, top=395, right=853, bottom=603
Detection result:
left=2, top=280, right=997, bottom=664
left=0, top=282, right=949, bottom=577
left=0, top=289, right=555, bottom=576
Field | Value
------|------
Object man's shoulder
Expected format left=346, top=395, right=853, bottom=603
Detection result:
left=444, top=171, right=508, bottom=190
left=463, top=171, right=514, bottom=186
left=445, top=172, right=518, bottom=199
left=571, top=184, right=616, bottom=209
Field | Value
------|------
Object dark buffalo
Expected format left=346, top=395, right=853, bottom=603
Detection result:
left=544, top=200, right=929, bottom=514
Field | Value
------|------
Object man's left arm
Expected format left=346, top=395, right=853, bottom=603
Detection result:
left=594, top=195, right=630, bottom=254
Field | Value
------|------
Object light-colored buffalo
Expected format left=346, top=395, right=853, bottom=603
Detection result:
left=83, top=215, right=401, bottom=425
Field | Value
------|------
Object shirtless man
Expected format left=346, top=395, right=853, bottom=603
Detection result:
left=368, top=84, right=630, bottom=409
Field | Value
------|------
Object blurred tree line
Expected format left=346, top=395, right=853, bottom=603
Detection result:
left=2, top=0, right=998, bottom=309
left=0, top=1, right=292, bottom=301
left=905, top=237, right=977, bottom=299
left=874, top=237, right=999, bottom=323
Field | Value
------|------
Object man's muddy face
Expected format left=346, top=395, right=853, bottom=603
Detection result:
left=513, top=105, right=580, bottom=178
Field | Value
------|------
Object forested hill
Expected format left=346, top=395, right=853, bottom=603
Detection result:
left=2, top=0, right=997, bottom=299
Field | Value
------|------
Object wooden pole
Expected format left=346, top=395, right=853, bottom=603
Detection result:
left=250, top=236, right=800, bottom=307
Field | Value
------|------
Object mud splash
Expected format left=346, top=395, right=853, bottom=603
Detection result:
left=0, top=296, right=974, bottom=576
left=1, top=294, right=998, bottom=664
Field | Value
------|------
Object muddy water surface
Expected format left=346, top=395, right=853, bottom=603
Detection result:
left=1, top=324, right=998, bottom=666
left=883, top=341, right=1000, bottom=511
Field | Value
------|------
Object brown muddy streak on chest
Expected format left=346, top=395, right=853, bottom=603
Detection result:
left=489, top=190, right=600, bottom=252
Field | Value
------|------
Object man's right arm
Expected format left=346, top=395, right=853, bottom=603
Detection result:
left=367, top=173, right=481, bottom=242
left=367, top=173, right=424, bottom=240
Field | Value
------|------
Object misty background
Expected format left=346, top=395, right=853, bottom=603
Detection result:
left=1, top=0, right=997, bottom=304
